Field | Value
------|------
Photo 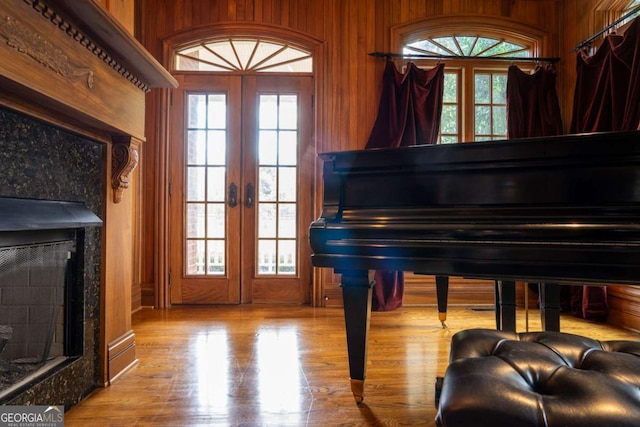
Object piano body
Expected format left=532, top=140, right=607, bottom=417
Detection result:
left=309, top=130, right=640, bottom=403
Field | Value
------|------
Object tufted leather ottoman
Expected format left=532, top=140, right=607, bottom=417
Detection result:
left=435, top=328, right=640, bottom=427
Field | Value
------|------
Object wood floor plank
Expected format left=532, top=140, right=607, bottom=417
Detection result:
left=64, top=305, right=640, bottom=426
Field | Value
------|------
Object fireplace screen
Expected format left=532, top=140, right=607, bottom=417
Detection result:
left=0, top=238, right=75, bottom=396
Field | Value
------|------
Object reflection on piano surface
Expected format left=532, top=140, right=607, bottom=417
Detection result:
left=309, top=130, right=640, bottom=403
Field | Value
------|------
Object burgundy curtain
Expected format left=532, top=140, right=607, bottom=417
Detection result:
left=366, top=61, right=445, bottom=311
left=564, top=17, right=640, bottom=320
left=506, top=64, right=563, bottom=138
left=571, top=17, right=640, bottom=133
left=366, top=61, right=445, bottom=149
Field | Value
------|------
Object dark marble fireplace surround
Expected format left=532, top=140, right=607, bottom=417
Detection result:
left=0, top=105, right=103, bottom=407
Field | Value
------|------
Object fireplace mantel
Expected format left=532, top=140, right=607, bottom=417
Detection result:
left=0, top=0, right=177, bottom=390
left=0, top=0, right=177, bottom=139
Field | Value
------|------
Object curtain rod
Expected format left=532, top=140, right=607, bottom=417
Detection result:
left=573, top=5, right=640, bottom=51
left=368, top=52, right=560, bottom=63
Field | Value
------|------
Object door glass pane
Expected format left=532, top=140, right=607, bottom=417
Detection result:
left=259, top=167, right=277, bottom=201
left=278, top=131, right=297, bottom=165
left=186, top=240, right=205, bottom=275
left=207, top=167, right=226, bottom=202
left=257, top=94, right=298, bottom=276
left=258, top=240, right=276, bottom=274
left=259, top=95, right=278, bottom=128
left=208, top=95, right=227, bottom=128
left=259, top=131, right=278, bottom=164
left=278, top=204, right=296, bottom=238
left=185, top=93, right=227, bottom=275
left=259, top=203, right=276, bottom=238
left=278, top=240, right=296, bottom=275
left=188, top=95, right=207, bottom=128
left=207, top=131, right=226, bottom=165
left=187, top=167, right=206, bottom=201
left=188, top=131, right=207, bottom=164
left=278, top=167, right=296, bottom=201
left=207, top=240, right=225, bottom=274
left=207, top=203, right=225, bottom=238
left=187, top=203, right=205, bottom=238
left=279, top=95, right=297, bottom=129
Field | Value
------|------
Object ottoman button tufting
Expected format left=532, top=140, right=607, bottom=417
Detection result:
left=435, top=329, right=640, bottom=427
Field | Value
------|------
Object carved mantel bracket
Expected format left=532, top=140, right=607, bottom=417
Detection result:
left=112, top=136, right=139, bottom=204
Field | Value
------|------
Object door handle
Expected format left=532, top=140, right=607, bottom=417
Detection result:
left=245, top=183, right=254, bottom=208
left=228, top=182, right=238, bottom=207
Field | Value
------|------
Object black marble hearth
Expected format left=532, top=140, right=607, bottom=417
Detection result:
left=0, top=106, right=103, bottom=408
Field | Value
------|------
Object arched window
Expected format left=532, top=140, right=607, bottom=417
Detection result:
left=173, top=38, right=313, bottom=73
left=394, top=18, right=544, bottom=143
left=404, top=36, right=532, bottom=143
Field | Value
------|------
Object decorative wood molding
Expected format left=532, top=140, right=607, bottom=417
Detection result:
left=26, top=0, right=152, bottom=92
left=0, top=15, right=94, bottom=88
left=112, top=137, right=139, bottom=204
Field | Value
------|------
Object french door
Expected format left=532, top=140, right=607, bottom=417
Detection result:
left=169, top=74, right=313, bottom=304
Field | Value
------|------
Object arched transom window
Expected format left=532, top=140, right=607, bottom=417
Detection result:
left=404, top=35, right=529, bottom=59
left=174, top=38, right=313, bottom=73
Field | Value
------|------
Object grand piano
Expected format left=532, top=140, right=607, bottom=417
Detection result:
left=309, top=130, right=640, bottom=403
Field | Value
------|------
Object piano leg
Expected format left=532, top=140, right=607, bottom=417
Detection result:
left=339, top=269, right=373, bottom=404
left=494, top=281, right=501, bottom=328
left=435, top=276, right=449, bottom=328
left=495, top=281, right=517, bottom=332
left=539, top=283, right=560, bottom=332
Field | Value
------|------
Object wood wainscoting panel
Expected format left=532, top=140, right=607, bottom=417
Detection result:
left=107, top=329, right=138, bottom=384
left=607, top=285, right=640, bottom=333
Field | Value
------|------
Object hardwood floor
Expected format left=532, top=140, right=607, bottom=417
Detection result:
left=64, top=304, right=640, bottom=426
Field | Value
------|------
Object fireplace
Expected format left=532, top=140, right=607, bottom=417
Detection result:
left=0, top=198, right=101, bottom=402
left=0, top=106, right=103, bottom=406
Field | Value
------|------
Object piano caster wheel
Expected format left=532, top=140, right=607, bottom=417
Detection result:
left=438, top=313, right=448, bottom=329
left=350, top=379, right=365, bottom=404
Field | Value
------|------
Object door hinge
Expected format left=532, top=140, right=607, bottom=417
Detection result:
left=169, top=91, right=173, bottom=106
left=168, top=182, right=172, bottom=197
left=168, top=271, right=172, bottom=287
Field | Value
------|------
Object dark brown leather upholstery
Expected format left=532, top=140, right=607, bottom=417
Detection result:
left=435, top=328, right=640, bottom=427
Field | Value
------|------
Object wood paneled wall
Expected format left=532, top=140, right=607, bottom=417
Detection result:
left=94, top=0, right=135, bottom=34
left=138, top=0, right=562, bottom=306
left=138, top=0, right=565, bottom=155
left=135, top=0, right=640, bottom=330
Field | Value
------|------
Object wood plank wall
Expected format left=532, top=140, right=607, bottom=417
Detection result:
left=135, top=0, right=640, bottom=331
